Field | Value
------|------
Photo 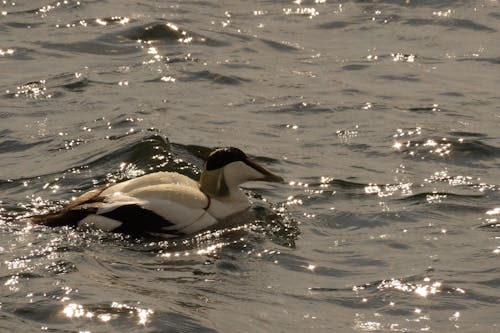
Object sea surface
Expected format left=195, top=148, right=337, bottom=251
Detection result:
left=1, top=0, right=500, bottom=332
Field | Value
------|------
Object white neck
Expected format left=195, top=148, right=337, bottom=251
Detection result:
left=207, top=185, right=250, bottom=219
left=199, top=161, right=263, bottom=219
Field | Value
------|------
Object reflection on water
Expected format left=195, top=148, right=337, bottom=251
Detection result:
left=62, top=301, right=154, bottom=326
left=1, top=0, right=500, bottom=331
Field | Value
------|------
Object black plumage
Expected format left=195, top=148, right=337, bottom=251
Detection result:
left=204, top=147, right=247, bottom=171
left=100, top=204, right=177, bottom=236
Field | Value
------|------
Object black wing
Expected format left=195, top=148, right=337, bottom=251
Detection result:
left=99, top=204, right=180, bottom=237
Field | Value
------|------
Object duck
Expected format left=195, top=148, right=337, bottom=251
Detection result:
left=27, top=147, right=284, bottom=238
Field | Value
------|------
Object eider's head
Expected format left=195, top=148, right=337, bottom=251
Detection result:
left=199, top=147, right=283, bottom=198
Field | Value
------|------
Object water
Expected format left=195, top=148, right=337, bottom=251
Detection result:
left=1, top=0, right=500, bottom=331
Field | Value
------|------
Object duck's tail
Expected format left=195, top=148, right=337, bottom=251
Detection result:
left=27, top=207, right=99, bottom=227
left=26, top=187, right=107, bottom=227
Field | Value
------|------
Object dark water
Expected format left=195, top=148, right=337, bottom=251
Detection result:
left=1, top=0, right=500, bottom=332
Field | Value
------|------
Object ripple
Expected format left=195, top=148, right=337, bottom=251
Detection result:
left=457, top=56, right=500, bottom=65
left=283, top=7, right=319, bottom=19
left=448, top=131, right=487, bottom=138
left=452, top=140, right=500, bottom=160
left=4, top=80, right=53, bottom=99
left=393, top=135, right=500, bottom=165
left=72, top=134, right=190, bottom=184
left=1, top=0, right=82, bottom=18
left=317, top=21, right=350, bottom=30
left=308, top=269, right=477, bottom=332
left=356, top=276, right=465, bottom=299
left=404, top=18, right=496, bottom=32
left=64, top=16, right=135, bottom=29
left=117, top=22, right=214, bottom=45
left=342, top=64, right=370, bottom=71
left=260, top=101, right=332, bottom=115
left=44, top=260, right=78, bottom=275
left=379, top=74, right=420, bottom=82
left=5, top=73, right=97, bottom=100
left=60, top=78, right=90, bottom=92
left=181, top=70, right=250, bottom=85
left=0, top=138, right=52, bottom=154
left=7, top=299, right=218, bottom=331
left=2, top=21, right=44, bottom=29
left=68, top=301, right=214, bottom=331
left=391, top=52, right=416, bottom=63
left=40, top=40, right=140, bottom=56
left=397, top=191, right=485, bottom=208
left=251, top=204, right=300, bottom=248
left=0, top=48, right=15, bottom=56
left=259, top=38, right=301, bottom=52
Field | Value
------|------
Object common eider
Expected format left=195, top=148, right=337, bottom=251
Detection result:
left=28, top=147, right=283, bottom=238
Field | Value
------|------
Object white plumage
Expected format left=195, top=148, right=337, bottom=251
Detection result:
left=29, top=147, right=283, bottom=238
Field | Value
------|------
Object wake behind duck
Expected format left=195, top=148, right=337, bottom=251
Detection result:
left=27, top=147, right=283, bottom=238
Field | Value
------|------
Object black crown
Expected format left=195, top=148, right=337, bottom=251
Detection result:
left=205, top=147, right=248, bottom=171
